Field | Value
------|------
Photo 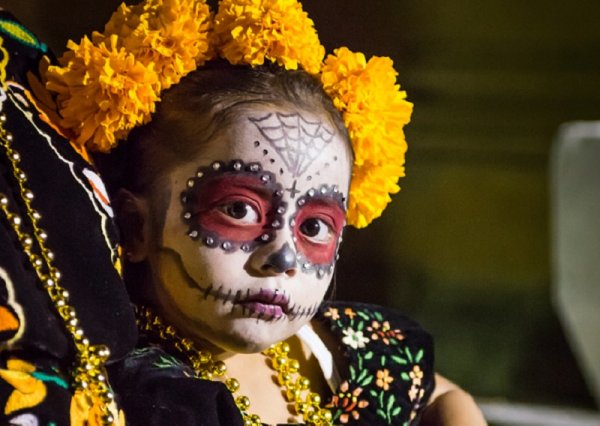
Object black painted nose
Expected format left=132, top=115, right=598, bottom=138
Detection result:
left=263, top=242, right=297, bottom=276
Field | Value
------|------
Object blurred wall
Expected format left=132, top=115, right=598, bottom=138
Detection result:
left=4, top=0, right=599, bottom=408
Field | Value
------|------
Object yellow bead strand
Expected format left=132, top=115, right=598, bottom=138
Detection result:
left=263, top=343, right=333, bottom=426
left=0, top=114, right=116, bottom=424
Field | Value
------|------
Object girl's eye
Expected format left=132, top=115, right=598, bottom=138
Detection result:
left=299, top=218, right=332, bottom=243
left=219, top=201, right=260, bottom=224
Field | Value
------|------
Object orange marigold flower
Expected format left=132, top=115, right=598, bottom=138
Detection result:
left=321, top=47, right=412, bottom=228
left=46, top=34, right=160, bottom=152
left=46, top=0, right=213, bottom=152
left=213, top=0, right=325, bottom=74
left=104, top=0, right=213, bottom=90
left=347, top=161, right=404, bottom=228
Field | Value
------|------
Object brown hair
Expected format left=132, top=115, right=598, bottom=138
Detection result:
left=97, top=60, right=350, bottom=197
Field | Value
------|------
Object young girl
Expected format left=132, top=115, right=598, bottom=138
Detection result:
left=44, top=0, right=487, bottom=424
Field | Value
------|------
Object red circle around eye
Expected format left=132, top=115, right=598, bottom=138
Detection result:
left=191, top=174, right=271, bottom=242
left=293, top=199, right=345, bottom=264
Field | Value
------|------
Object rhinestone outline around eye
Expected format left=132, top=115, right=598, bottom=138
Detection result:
left=288, top=185, right=345, bottom=278
left=180, top=159, right=287, bottom=253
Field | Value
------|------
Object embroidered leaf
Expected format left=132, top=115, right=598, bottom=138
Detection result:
left=406, top=347, right=414, bottom=363
left=361, top=374, right=374, bottom=387
left=154, top=355, right=182, bottom=370
left=401, top=372, right=410, bottom=381
left=391, top=355, right=407, bottom=365
left=376, top=408, right=387, bottom=418
left=374, top=311, right=383, bottom=321
left=380, top=355, right=387, bottom=366
left=357, top=311, right=370, bottom=321
left=357, top=368, right=368, bottom=383
left=349, top=365, right=357, bottom=380
left=364, top=351, right=374, bottom=360
left=387, top=394, right=396, bottom=411
left=416, top=348, right=424, bottom=363
left=31, top=372, right=68, bottom=389
left=357, top=321, right=364, bottom=331
left=392, top=406, right=401, bottom=416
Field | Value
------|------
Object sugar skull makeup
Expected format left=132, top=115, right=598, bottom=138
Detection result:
left=147, top=106, right=352, bottom=353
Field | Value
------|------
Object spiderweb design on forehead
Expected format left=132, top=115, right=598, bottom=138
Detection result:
left=249, top=112, right=335, bottom=178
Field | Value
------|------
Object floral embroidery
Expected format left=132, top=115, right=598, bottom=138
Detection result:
left=70, top=389, right=125, bottom=426
left=326, top=381, right=369, bottom=424
left=324, top=307, right=340, bottom=321
left=376, top=369, right=394, bottom=391
left=0, top=359, right=49, bottom=415
left=367, top=320, right=404, bottom=345
left=344, top=307, right=357, bottom=319
left=342, top=327, right=370, bottom=349
left=320, top=303, right=433, bottom=424
left=409, top=365, right=423, bottom=386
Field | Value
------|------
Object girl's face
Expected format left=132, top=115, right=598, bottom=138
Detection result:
left=145, top=105, right=352, bottom=354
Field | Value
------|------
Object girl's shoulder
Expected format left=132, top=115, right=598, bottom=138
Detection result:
left=315, top=301, right=435, bottom=425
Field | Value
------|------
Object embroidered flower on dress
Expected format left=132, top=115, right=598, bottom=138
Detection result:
left=327, top=381, right=369, bottom=424
left=0, top=359, right=47, bottom=415
left=408, top=384, right=425, bottom=402
left=409, top=365, right=423, bottom=386
left=344, top=307, right=357, bottom=319
left=342, top=327, right=369, bottom=349
left=70, top=389, right=125, bottom=426
left=367, top=320, right=404, bottom=345
left=324, top=307, right=340, bottom=321
left=375, top=369, right=394, bottom=391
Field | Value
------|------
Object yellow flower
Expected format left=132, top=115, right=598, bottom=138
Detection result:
left=213, top=0, right=325, bottom=74
left=409, top=365, right=424, bottom=386
left=344, top=307, right=356, bottom=319
left=70, top=389, right=125, bottom=426
left=0, top=359, right=46, bottom=415
left=324, top=307, right=340, bottom=320
left=321, top=47, right=412, bottom=228
left=46, top=34, right=160, bottom=152
left=376, top=368, right=394, bottom=391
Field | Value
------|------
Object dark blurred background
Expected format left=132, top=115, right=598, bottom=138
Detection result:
left=4, top=0, right=599, bottom=416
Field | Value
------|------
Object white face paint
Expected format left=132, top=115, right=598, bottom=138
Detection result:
left=148, top=106, right=352, bottom=354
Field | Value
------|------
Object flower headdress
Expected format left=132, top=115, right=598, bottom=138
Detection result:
left=45, top=0, right=413, bottom=228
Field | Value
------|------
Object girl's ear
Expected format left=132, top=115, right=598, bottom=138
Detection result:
left=114, top=189, right=151, bottom=263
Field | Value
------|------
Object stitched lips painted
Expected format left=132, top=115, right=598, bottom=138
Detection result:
left=236, top=288, right=290, bottom=319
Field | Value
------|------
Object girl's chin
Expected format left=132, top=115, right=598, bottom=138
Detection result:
left=209, top=322, right=301, bottom=354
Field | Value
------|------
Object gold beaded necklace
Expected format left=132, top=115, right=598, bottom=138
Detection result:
left=135, top=305, right=334, bottom=426
left=0, top=115, right=116, bottom=424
